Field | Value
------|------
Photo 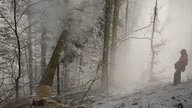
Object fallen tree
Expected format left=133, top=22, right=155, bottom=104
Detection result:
left=33, top=30, right=69, bottom=107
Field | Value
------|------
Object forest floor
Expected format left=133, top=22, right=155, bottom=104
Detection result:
left=89, top=81, right=192, bottom=108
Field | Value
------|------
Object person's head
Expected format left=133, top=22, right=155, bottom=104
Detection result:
left=180, top=49, right=188, bottom=56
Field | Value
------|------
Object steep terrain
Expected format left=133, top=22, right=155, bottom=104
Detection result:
left=91, top=81, right=192, bottom=108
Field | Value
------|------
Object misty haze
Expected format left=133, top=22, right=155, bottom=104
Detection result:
left=0, top=0, right=192, bottom=108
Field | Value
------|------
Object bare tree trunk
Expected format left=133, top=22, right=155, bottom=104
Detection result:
left=125, top=0, right=129, bottom=33
left=63, top=66, right=69, bottom=92
left=149, top=0, right=158, bottom=81
left=57, top=63, right=60, bottom=96
left=39, top=30, right=68, bottom=86
left=34, top=32, right=38, bottom=91
left=56, top=0, right=60, bottom=96
left=79, top=55, right=83, bottom=87
left=110, top=0, right=120, bottom=80
left=41, top=27, right=47, bottom=75
left=34, top=29, right=68, bottom=100
left=13, top=0, right=21, bottom=100
left=61, top=73, right=64, bottom=92
left=102, top=0, right=112, bottom=93
left=23, top=41, right=28, bottom=95
left=126, top=0, right=139, bottom=32
left=27, top=0, right=33, bottom=95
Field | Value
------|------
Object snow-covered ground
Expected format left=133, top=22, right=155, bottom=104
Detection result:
left=90, top=81, right=192, bottom=108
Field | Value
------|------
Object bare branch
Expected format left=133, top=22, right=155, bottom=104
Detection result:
left=80, top=77, right=99, bottom=103
left=0, top=14, right=15, bottom=31
left=19, top=21, right=37, bottom=35
left=108, top=24, right=152, bottom=56
left=74, top=4, right=101, bottom=14
left=16, top=1, right=40, bottom=24
left=120, top=23, right=151, bottom=40
left=121, top=36, right=151, bottom=43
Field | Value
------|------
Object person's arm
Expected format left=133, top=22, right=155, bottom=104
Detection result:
left=186, top=58, right=188, bottom=66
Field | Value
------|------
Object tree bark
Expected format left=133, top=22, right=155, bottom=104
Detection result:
left=33, top=32, right=38, bottom=90
left=13, top=0, right=21, bottom=100
left=102, top=0, right=112, bottom=93
left=63, top=66, right=69, bottom=92
left=41, top=27, right=47, bottom=75
left=27, top=0, right=33, bottom=95
left=57, top=63, right=60, bottom=96
left=39, top=30, right=68, bottom=86
left=149, top=0, right=158, bottom=81
left=110, top=0, right=120, bottom=80
left=125, top=0, right=129, bottom=33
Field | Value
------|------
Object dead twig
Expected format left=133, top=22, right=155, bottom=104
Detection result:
left=0, top=14, right=15, bottom=31
left=80, top=77, right=99, bottom=104
left=108, top=24, right=152, bottom=56
left=119, top=23, right=151, bottom=41
left=16, top=1, right=40, bottom=24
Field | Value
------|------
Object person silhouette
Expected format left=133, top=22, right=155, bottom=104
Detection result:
left=173, top=49, right=188, bottom=85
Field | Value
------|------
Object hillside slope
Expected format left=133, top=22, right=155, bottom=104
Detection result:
left=91, top=81, right=192, bottom=108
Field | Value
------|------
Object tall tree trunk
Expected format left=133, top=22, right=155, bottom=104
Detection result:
left=102, top=0, right=112, bottom=93
left=63, top=66, right=69, bottom=92
left=56, top=0, right=60, bottom=96
left=39, top=30, right=68, bottom=86
left=13, top=0, right=21, bottom=100
left=149, top=0, right=158, bottom=81
left=79, top=55, right=83, bottom=86
left=41, top=27, right=47, bottom=75
left=125, top=0, right=129, bottom=33
left=34, top=32, right=38, bottom=90
left=57, top=63, right=60, bottom=96
left=110, top=0, right=120, bottom=80
left=27, top=0, right=33, bottom=95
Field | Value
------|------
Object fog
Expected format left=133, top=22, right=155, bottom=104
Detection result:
left=31, top=0, right=192, bottom=92
left=111, top=0, right=192, bottom=89
left=2, top=0, right=192, bottom=105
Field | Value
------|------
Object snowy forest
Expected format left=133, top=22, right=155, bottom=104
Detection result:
left=0, top=0, right=192, bottom=108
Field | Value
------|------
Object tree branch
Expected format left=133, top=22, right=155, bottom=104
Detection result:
left=0, top=14, right=15, bottom=31
left=108, top=24, right=152, bottom=56
left=16, top=1, right=40, bottom=24
left=121, top=36, right=151, bottom=43
left=120, top=23, right=151, bottom=40
left=19, top=21, right=37, bottom=35
left=80, top=77, right=99, bottom=104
